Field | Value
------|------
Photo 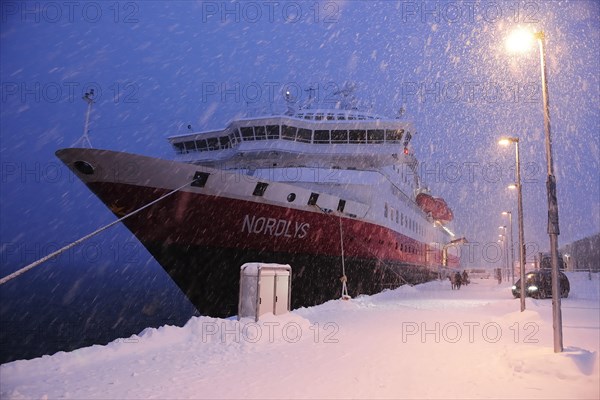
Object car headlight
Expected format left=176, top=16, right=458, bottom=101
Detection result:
left=528, top=285, right=538, bottom=292
left=511, top=285, right=517, bottom=290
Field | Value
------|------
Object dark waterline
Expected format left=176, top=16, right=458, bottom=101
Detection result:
left=0, top=261, right=198, bottom=365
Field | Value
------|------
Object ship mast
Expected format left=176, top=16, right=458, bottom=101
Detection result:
left=72, top=89, right=95, bottom=148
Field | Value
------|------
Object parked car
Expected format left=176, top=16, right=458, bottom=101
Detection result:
left=511, top=270, right=570, bottom=299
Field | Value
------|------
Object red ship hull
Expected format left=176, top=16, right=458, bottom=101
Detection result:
left=57, top=148, right=459, bottom=317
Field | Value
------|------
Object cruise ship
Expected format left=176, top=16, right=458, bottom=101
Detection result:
left=56, top=97, right=462, bottom=317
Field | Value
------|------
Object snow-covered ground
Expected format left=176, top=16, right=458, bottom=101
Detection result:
left=1, top=272, right=598, bottom=399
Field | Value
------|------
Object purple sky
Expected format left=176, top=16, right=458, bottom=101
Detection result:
left=1, top=0, right=598, bottom=274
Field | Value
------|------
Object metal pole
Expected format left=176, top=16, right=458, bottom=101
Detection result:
left=537, top=31, right=563, bottom=353
left=504, top=229, right=509, bottom=282
left=515, top=140, right=527, bottom=312
left=509, top=212, right=515, bottom=284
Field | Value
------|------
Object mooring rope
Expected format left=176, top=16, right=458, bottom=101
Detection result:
left=316, top=205, right=411, bottom=288
left=338, top=214, right=350, bottom=299
left=0, top=179, right=197, bottom=285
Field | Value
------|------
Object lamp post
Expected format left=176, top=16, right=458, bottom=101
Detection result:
left=499, top=137, right=526, bottom=312
left=498, top=234, right=504, bottom=280
left=506, top=28, right=563, bottom=352
left=499, top=226, right=509, bottom=281
left=502, top=212, right=515, bottom=284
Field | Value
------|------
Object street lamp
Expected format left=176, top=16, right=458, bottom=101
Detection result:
left=502, top=212, right=515, bottom=284
left=507, top=28, right=563, bottom=353
left=499, top=136, right=526, bottom=312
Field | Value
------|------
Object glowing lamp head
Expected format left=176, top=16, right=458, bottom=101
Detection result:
left=506, top=28, right=534, bottom=53
left=508, top=184, right=518, bottom=190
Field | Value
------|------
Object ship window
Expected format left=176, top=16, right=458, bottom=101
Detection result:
left=331, top=130, right=348, bottom=144
left=386, top=129, right=404, bottom=142
left=314, top=130, right=330, bottom=144
left=191, top=171, right=210, bottom=188
left=314, top=113, right=324, bottom=120
left=287, top=193, right=296, bottom=202
left=390, top=207, right=395, bottom=221
left=240, top=127, right=255, bottom=140
left=337, top=199, right=346, bottom=212
left=282, top=125, right=297, bottom=140
left=368, top=130, right=384, bottom=143
left=206, top=137, right=220, bottom=150
left=349, top=130, right=366, bottom=143
left=173, top=142, right=185, bottom=154
left=266, top=125, right=280, bottom=139
left=347, top=115, right=356, bottom=120
left=183, top=141, right=197, bottom=152
left=254, top=126, right=266, bottom=140
left=384, top=202, right=388, bottom=218
left=231, top=127, right=241, bottom=142
left=253, top=182, right=269, bottom=196
left=396, top=210, right=399, bottom=223
left=219, top=136, right=231, bottom=149
left=326, top=113, right=335, bottom=120
left=304, top=115, right=312, bottom=120
left=195, top=139, right=208, bottom=152
left=296, top=128, right=312, bottom=143
left=337, top=114, right=346, bottom=120
left=308, top=192, right=319, bottom=206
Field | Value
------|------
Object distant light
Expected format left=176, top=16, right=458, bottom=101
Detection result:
left=507, top=184, right=518, bottom=190
left=498, top=138, right=511, bottom=146
left=403, top=147, right=409, bottom=155
left=501, top=211, right=510, bottom=215
left=506, top=28, right=534, bottom=53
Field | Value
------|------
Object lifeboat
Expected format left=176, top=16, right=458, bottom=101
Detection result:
left=415, top=193, right=454, bottom=223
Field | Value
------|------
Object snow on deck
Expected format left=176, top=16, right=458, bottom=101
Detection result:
left=1, top=273, right=598, bottom=399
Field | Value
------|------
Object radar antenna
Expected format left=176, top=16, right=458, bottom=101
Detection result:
left=72, top=89, right=95, bottom=148
left=333, top=82, right=357, bottom=110
left=301, top=86, right=316, bottom=110
left=284, top=89, right=297, bottom=116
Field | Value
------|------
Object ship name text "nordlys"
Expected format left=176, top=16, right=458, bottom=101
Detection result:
left=242, top=215, right=309, bottom=238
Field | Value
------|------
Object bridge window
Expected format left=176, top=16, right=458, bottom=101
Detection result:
left=367, top=130, right=384, bottom=143
left=349, top=130, right=366, bottom=143
left=240, top=127, right=255, bottom=141
left=195, top=139, right=208, bottom=152
left=314, top=130, right=330, bottom=144
left=326, top=113, right=335, bottom=120
left=331, top=130, right=348, bottom=144
left=297, top=128, right=312, bottom=143
left=337, top=199, right=346, bottom=212
left=206, top=137, right=219, bottom=150
left=231, top=127, right=241, bottom=143
left=219, top=136, right=231, bottom=149
left=386, top=129, right=404, bottom=143
left=254, top=126, right=266, bottom=140
left=183, top=141, right=197, bottom=152
left=282, top=125, right=297, bottom=140
left=173, top=142, right=184, bottom=154
left=266, top=125, right=280, bottom=139
left=308, top=192, right=319, bottom=206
